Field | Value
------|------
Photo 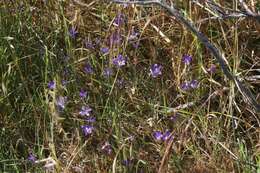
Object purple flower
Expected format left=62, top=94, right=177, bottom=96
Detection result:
left=101, top=142, right=112, bottom=155
left=152, top=131, right=163, bottom=141
left=81, top=125, right=94, bottom=136
left=162, top=130, right=172, bottom=141
left=113, top=13, right=125, bottom=26
left=100, top=47, right=109, bottom=54
left=153, top=130, right=173, bottom=142
left=207, top=64, right=216, bottom=73
left=182, top=55, right=192, bottom=65
left=103, top=67, right=113, bottom=77
left=189, top=79, right=199, bottom=89
left=150, top=64, right=162, bottom=78
left=79, top=89, right=87, bottom=99
left=28, top=153, right=37, bottom=163
left=48, top=81, right=55, bottom=90
left=69, top=27, right=78, bottom=39
left=112, top=54, right=126, bottom=67
left=122, top=159, right=132, bottom=166
left=79, top=106, right=92, bottom=116
left=56, top=96, right=67, bottom=110
left=84, top=63, right=94, bottom=74
left=86, top=116, right=96, bottom=123
left=180, top=82, right=190, bottom=91
left=169, top=113, right=179, bottom=121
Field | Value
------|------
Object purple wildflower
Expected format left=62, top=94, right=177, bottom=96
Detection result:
left=189, top=79, right=199, bottom=89
left=162, top=130, right=172, bottom=141
left=150, top=64, right=162, bottom=78
left=69, top=27, right=78, bottom=39
left=100, top=47, right=109, bottom=54
left=152, top=131, right=163, bottom=141
left=169, top=113, right=179, bottom=121
left=113, top=13, right=125, bottom=26
left=153, top=130, right=173, bottom=142
left=28, top=153, right=37, bottom=163
left=85, top=116, right=96, bottom=123
left=207, top=64, right=216, bottom=73
left=182, top=55, right=192, bottom=65
left=180, top=82, right=190, bottom=91
left=122, top=159, right=132, bottom=166
left=84, top=63, right=94, bottom=74
left=56, top=96, right=67, bottom=110
left=112, top=54, right=126, bottom=67
left=103, top=67, right=113, bottom=77
left=79, top=106, right=92, bottom=116
left=48, top=81, right=55, bottom=90
left=79, top=89, right=87, bottom=99
left=81, top=125, right=94, bottom=136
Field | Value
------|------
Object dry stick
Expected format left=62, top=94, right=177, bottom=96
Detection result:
left=111, top=0, right=260, bottom=113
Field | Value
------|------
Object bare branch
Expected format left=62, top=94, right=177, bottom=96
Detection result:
left=111, top=0, right=159, bottom=5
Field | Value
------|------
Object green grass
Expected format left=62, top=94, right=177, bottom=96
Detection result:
left=1, top=0, right=260, bottom=172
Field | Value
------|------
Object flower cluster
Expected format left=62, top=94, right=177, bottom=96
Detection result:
left=180, top=79, right=199, bottom=91
left=152, top=130, right=172, bottom=142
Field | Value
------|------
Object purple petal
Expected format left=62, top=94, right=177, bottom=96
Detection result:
left=189, top=79, right=199, bottom=89
left=48, top=81, right=55, bottom=90
left=79, top=106, right=92, bottom=116
left=28, top=153, right=37, bottom=163
left=100, top=47, right=109, bottom=54
left=112, top=54, right=126, bottom=68
left=152, top=131, right=163, bottom=141
left=84, top=63, right=94, bottom=74
left=150, top=64, right=162, bottom=78
left=182, top=55, right=192, bottom=65
left=81, top=125, right=94, bottom=136
left=79, top=89, right=87, bottom=99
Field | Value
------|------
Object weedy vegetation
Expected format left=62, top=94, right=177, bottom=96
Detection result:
left=0, top=0, right=260, bottom=172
